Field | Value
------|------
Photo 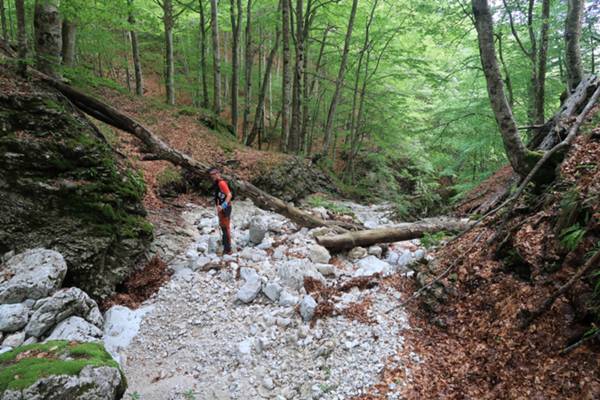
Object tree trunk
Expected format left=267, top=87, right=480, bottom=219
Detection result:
left=34, top=0, right=62, bottom=78
left=317, top=218, right=475, bottom=251
left=61, top=19, right=76, bottom=67
left=1, top=0, right=7, bottom=42
left=128, top=0, right=144, bottom=96
left=321, top=0, right=358, bottom=156
left=247, top=29, right=281, bottom=146
left=280, top=0, right=291, bottom=152
left=162, top=0, right=176, bottom=105
left=15, top=0, right=26, bottom=77
left=496, top=32, right=514, bottom=108
left=242, top=0, right=252, bottom=142
left=210, top=0, right=222, bottom=113
left=565, top=0, right=584, bottom=93
left=229, top=0, right=242, bottom=137
left=533, top=0, right=550, bottom=125
left=288, top=0, right=304, bottom=153
left=198, top=0, right=208, bottom=107
left=472, top=0, right=531, bottom=177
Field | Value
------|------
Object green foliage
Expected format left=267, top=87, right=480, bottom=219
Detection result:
left=157, top=166, right=183, bottom=188
left=0, top=341, right=122, bottom=394
left=420, top=231, right=449, bottom=249
left=559, top=224, right=586, bottom=252
left=306, top=195, right=354, bottom=216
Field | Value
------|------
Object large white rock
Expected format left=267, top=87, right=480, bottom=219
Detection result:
left=0, top=303, right=29, bottom=332
left=249, top=216, right=268, bottom=245
left=277, top=259, right=325, bottom=291
left=46, top=316, right=103, bottom=342
left=2, top=331, right=25, bottom=348
left=308, top=244, right=331, bottom=264
left=236, top=271, right=262, bottom=304
left=102, top=305, right=152, bottom=365
left=300, top=295, right=317, bottom=322
left=25, top=287, right=103, bottom=338
left=353, top=256, right=391, bottom=277
left=0, top=248, right=67, bottom=304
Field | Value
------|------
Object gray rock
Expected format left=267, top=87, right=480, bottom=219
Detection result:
left=368, top=246, right=383, bottom=258
left=2, top=331, right=25, bottom=348
left=190, top=256, right=212, bottom=271
left=0, top=303, right=29, bottom=332
left=25, top=287, right=102, bottom=338
left=316, top=263, right=336, bottom=277
left=249, top=217, right=268, bottom=245
left=348, top=247, right=367, bottom=260
left=278, top=290, right=299, bottom=307
left=262, top=282, right=282, bottom=302
left=239, top=247, right=268, bottom=262
left=46, top=316, right=103, bottom=342
left=353, top=256, right=391, bottom=277
left=397, top=252, right=414, bottom=267
left=0, top=249, right=67, bottom=304
left=236, top=271, right=262, bottom=304
left=1, top=365, right=124, bottom=400
left=300, top=295, right=317, bottom=322
left=277, top=259, right=325, bottom=291
left=308, top=244, right=331, bottom=264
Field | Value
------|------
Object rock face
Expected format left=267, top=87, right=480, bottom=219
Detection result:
left=250, top=156, right=338, bottom=202
left=0, top=71, right=152, bottom=298
left=0, top=341, right=126, bottom=400
left=46, top=316, right=103, bottom=342
left=0, top=249, right=67, bottom=304
left=0, top=303, right=29, bottom=333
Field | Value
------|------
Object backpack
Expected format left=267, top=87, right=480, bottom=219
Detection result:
left=217, top=178, right=236, bottom=202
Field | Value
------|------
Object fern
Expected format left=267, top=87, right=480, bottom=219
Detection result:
left=559, top=224, right=586, bottom=251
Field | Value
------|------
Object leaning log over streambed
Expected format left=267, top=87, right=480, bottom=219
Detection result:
left=316, top=217, right=475, bottom=251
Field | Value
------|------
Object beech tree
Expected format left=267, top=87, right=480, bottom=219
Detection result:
left=565, top=0, right=584, bottom=93
left=128, top=0, right=144, bottom=96
left=34, top=0, right=62, bottom=78
left=229, top=0, right=242, bottom=136
left=210, top=0, right=222, bottom=113
left=280, top=0, right=291, bottom=151
left=15, top=0, right=26, bottom=77
left=1, top=0, right=7, bottom=41
left=472, top=0, right=532, bottom=177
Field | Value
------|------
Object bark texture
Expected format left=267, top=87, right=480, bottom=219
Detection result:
left=34, top=0, right=62, bottom=78
left=242, top=0, right=252, bottom=142
left=317, top=218, right=475, bottom=251
left=288, top=0, right=304, bottom=153
left=280, top=0, right=291, bottom=151
left=198, top=0, right=208, bottom=107
left=472, top=0, right=531, bottom=177
left=16, top=0, right=27, bottom=77
left=565, top=0, right=584, bottom=93
left=128, top=0, right=144, bottom=96
left=163, top=0, right=176, bottom=105
left=61, top=20, right=76, bottom=67
left=229, top=0, right=242, bottom=136
left=1, top=0, right=7, bottom=42
left=210, top=0, right=222, bottom=113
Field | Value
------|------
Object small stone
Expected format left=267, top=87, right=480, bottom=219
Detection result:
left=249, top=216, right=268, bottom=245
left=262, top=282, right=282, bottom=302
left=316, top=264, right=335, bottom=277
left=278, top=290, right=299, bottom=307
left=348, top=247, right=367, bottom=260
left=299, top=295, right=317, bottom=322
left=353, top=256, right=391, bottom=277
left=308, top=244, right=331, bottom=264
left=368, top=246, right=383, bottom=258
left=262, top=377, right=275, bottom=391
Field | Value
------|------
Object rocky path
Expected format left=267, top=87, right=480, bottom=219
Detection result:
left=118, top=200, right=427, bottom=400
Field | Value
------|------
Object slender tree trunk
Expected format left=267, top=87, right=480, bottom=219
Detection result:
left=472, top=0, right=531, bottom=177
left=565, top=0, right=584, bottom=93
left=34, top=0, right=62, bottom=78
left=289, top=0, right=304, bottom=153
left=124, top=32, right=132, bottom=93
left=162, top=0, right=176, bottom=105
left=300, top=0, right=314, bottom=153
left=280, top=0, right=291, bottom=151
left=321, top=0, right=358, bottom=156
left=496, top=32, right=514, bottom=108
left=128, top=0, right=144, bottom=96
left=247, top=29, right=281, bottom=146
left=61, top=19, right=76, bottom=67
left=242, top=0, right=253, bottom=142
left=1, top=0, right=7, bottom=42
left=229, top=0, right=242, bottom=137
left=15, top=0, right=26, bottom=77
left=210, top=0, right=222, bottom=113
left=198, top=0, right=209, bottom=107
left=533, top=0, right=550, bottom=124
left=223, top=31, right=228, bottom=103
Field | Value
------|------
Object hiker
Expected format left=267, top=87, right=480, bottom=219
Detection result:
left=209, top=167, right=233, bottom=255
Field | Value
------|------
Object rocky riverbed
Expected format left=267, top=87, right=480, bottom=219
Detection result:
left=118, top=199, right=427, bottom=400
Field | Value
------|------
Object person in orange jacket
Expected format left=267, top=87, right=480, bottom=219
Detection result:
left=208, top=167, right=233, bottom=255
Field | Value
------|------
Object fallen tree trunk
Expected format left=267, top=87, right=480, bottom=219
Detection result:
left=316, top=217, right=475, bottom=251
left=31, top=71, right=357, bottom=231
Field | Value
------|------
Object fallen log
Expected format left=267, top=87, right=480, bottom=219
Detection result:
left=29, top=70, right=357, bottom=231
left=316, top=217, right=475, bottom=251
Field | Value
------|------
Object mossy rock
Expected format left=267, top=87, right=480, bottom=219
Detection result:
left=0, top=340, right=126, bottom=399
left=0, top=67, right=152, bottom=299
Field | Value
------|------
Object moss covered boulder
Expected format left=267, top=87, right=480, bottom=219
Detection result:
left=0, top=340, right=126, bottom=400
left=0, top=68, right=152, bottom=299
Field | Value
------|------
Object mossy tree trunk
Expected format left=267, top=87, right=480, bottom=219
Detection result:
left=34, top=0, right=62, bottom=78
